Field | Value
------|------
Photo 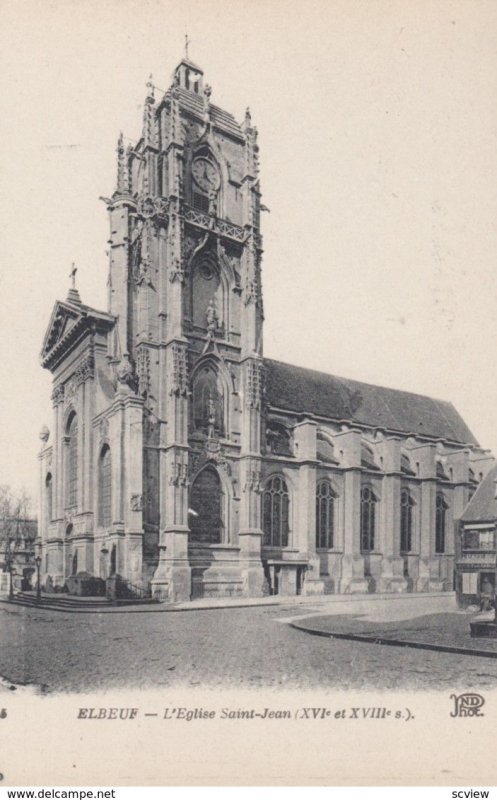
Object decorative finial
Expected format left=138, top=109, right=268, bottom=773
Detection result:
left=70, top=263, right=77, bottom=289
left=245, top=107, right=252, bottom=125
left=185, top=33, right=190, bottom=59
left=39, top=425, right=50, bottom=443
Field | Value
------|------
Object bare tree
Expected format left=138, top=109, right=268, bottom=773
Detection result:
left=0, top=486, right=35, bottom=572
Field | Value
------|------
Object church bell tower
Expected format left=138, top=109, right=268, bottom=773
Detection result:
left=106, top=56, right=266, bottom=600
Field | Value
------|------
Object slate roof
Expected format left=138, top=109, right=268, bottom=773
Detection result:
left=264, top=358, right=477, bottom=445
left=460, top=465, right=497, bottom=523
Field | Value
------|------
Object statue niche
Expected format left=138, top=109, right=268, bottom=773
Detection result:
left=192, top=364, right=225, bottom=438
left=190, top=254, right=225, bottom=335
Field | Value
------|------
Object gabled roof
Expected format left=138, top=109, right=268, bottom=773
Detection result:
left=461, top=465, right=497, bottom=523
left=41, top=299, right=115, bottom=370
left=264, top=358, right=478, bottom=446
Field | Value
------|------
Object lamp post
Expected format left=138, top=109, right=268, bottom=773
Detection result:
left=8, top=565, right=15, bottom=601
left=35, top=555, right=42, bottom=603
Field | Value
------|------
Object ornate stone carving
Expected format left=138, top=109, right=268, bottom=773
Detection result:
left=51, top=384, right=65, bottom=405
left=74, top=354, right=95, bottom=385
left=183, top=208, right=245, bottom=243
left=189, top=441, right=238, bottom=498
left=64, top=379, right=77, bottom=402
left=169, top=461, right=189, bottom=488
left=130, top=494, right=143, bottom=511
left=246, top=360, right=264, bottom=409
left=168, top=257, right=185, bottom=284
left=170, top=343, right=188, bottom=397
left=116, top=132, right=130, bottom=194
left=136, top=195, right=168, bottom=221
left=206, top=298, right=219, bottom=332
left=117, top=353, right=138, bottom=392
left=136, top=345, right=151, bottom=397
left=138, top=195, right=156, bottom=219
left=243, top=469, right=262, bottom=494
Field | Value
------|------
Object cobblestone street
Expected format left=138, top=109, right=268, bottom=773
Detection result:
left=2, top=602, right=497, bottom=694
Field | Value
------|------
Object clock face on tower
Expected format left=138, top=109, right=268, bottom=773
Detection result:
left=192, top=157, right=220, bottom=193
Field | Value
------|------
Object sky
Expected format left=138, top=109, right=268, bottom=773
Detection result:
left=1, top=0, right=497, bottom=506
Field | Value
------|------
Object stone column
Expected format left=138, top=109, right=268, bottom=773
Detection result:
left=334, top=429, right=367, bottom=593
left=152, top=340, right=191, bottom=602
left=293, top=420, right=324, bottom=595
left=378, top=437, right=406, bottom=592
left=237, top=358, right=264, bottom=597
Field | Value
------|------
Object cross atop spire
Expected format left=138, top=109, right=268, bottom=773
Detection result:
left=67, top=262, right=82, bottom=305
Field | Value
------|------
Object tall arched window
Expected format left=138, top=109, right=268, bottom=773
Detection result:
left=45, top=473, right=53, bottom=526
left=98, top=445, right=112, bottom=528
left=435, top=493, right=448, bottom=554
left=360, top=485, right=377, bottom=552
left=190, top=467, right=223, bottom=544
left=192, top=365, right=224, bottom=437
left=316, top=481, right=335, bottom=549
left=65, top=412, right=78, bottom=509
left=263, top=476, right=290, bottom=548
left=191, top=257, right=221, bottom=329
left=400, top=488, right=414, bottom=553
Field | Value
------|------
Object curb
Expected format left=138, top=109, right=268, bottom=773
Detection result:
left=290, top=620, right=497, bottom=659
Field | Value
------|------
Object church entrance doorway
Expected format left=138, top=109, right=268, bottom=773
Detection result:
left=189, top=467, right=223, bottom=545
left=188, top=466, right=223, bottom=599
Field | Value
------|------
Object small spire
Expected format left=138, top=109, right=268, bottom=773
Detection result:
left=116, top=132, right=128, bottom=194
left=67, top=262, right=82, bottom=305
left=143, top=78, right=158, bottom=148
left=185, top=33, right=190, bottom=59
left=146, top=74, right=155, bottom=101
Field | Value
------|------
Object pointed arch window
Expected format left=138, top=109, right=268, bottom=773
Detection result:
left=360, top=485, right=377, bottom=552
left=189, top=467, right=223, bottom=544
left=65, top=412, right=78, bottom=509
left=435, top=493, right=448, bottom=554
left=263, top=476, right=290, bottom=548
left=400, top=488, right=414, bottom=553
left=98, top=445, right=112, bottom=528
left=192, top=365, right=225, bottom=437
left=316, top=481, right=335, bottom=549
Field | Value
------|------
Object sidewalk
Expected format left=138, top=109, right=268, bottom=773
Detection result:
left=290, top=609, right=497, bottom=659
left=0, top=589, right=457, bottom=615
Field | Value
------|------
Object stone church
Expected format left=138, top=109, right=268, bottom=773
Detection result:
left=38, top=56, right=494, bottom=602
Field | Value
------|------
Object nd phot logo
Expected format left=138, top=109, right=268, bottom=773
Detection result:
left=450, top=693, right=485, bottom=718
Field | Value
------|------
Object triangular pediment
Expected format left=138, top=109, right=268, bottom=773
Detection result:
left=40, top=301, right=84, bottom=363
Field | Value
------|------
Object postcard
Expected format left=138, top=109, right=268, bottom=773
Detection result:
left=1, top=0, right=497, bottom=787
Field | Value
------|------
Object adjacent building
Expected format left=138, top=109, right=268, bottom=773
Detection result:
left=456, top=465, right=497, bottom=607
left=37, top=56, right=494, bottom=602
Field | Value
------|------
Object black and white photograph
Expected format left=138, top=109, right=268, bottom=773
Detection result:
left=1, top=0, right=497, bottom=788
